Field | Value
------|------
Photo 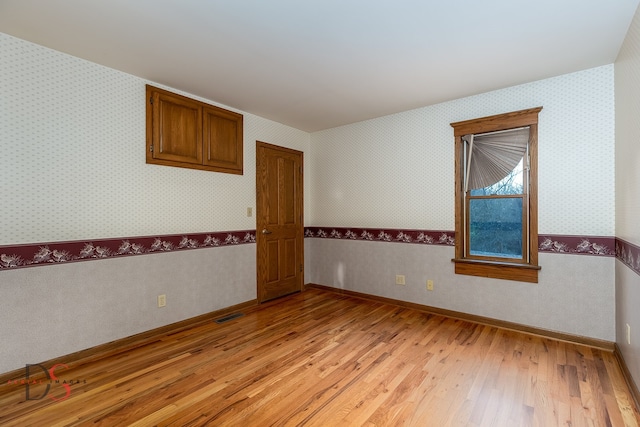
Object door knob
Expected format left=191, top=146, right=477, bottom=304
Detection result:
left=262, top=229, right=272, bottom=234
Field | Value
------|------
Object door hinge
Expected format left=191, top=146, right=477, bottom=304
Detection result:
left=299, top=264, right=303, bottom=272
left=150, top=96, right=153, bottom=104
left=149, top=144, right=154, bottom=152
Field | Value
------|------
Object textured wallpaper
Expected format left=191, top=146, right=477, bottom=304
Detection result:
left=0, top=33, right=310, bottom=245
left=310, top=66, right=615, bottom=236
left=614, top=0, right=640, bottom=392
left=0, top=31, right=616, bottom=242
left=616, top=6, right=640, bottom=246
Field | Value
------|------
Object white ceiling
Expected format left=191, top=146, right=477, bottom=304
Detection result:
left=1, top=0, right=639, bottom=132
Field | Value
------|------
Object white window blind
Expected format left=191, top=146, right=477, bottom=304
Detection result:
left=463, top=127, right=529, bottom=192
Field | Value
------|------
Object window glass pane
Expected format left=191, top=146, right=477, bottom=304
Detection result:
left=470, top=158, right=524, bottom=196
left=469, top=197, right=523, bottom=258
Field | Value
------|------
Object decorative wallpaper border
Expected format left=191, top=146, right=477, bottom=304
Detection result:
left=305, top=228, right=625, bottom=267
left=616, top=238, right=640, bottom=276
left=304, top=227, right=456, bottom=245
left=0, top=227, right=631, bottom=273
left=0, top=230, right=256, bottom=270
left=304, top=228, right=617, bottom=255
left=538, top=235, right=616, bottom=256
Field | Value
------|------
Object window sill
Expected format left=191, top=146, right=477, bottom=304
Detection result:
left=451, top=258, right=540, bottom=283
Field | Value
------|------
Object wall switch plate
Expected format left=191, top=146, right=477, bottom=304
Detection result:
left=395, top=275, right=405, bottom=285
left=247, top=207, right=252, bottom=217
left=427, top=280, right=434, bottom=291
left=158, top=294, right=166, bottom=307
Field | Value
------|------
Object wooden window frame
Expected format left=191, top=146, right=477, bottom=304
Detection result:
left=451, top=107, right=542, bottom=283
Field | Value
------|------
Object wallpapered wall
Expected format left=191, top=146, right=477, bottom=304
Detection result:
left=0, top=29, right=631, bottom=380
left=305, top=65, right=617, bottom=344
left=308, top=65, right=615, bottom=236
left=0, top=33, right=310, bottom=374
left=614, top=1, right=640, bottom=395
left=0, top=33, right=311, bottom=245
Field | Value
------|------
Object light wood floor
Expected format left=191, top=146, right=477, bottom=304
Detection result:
left=1, top=288, right=638, bottom=426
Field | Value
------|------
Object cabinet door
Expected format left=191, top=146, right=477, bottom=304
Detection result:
left=150, top=90, right=202, bottom=165
left=203, top=106, right=243, bottom=174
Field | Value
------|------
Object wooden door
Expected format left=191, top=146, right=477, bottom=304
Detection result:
left=256, top=141, right=303, bottom=303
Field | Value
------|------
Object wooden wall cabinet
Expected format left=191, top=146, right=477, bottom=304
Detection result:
left=146, top=85, right=243, bottom=175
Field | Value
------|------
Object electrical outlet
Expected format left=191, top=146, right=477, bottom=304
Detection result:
left=627, top=323, right=631, bottom=345
left=395, top=275, right=405, bottom=285
left=158, top=294, right=166, bottom=307
left=427, top=280, right=434, bottom=291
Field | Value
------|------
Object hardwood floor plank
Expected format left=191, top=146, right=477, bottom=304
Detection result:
left=0, top=288, right=637, bottom=426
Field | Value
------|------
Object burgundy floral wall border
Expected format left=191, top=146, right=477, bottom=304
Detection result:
left=0, top=230, right=256, bottom=270
left=307, top=228, right=640, bottom=275
left=304, top=227, right=455, bottom=245
left=304, top=228, right=617, bottom=256
left=538, top=235, right=615, bottom=256
left=0, top=227, right=634, bottom=274
left=616, top=238, right=640, bottom=276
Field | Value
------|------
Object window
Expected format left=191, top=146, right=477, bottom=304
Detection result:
left=451, top=107, right=542, bottom=283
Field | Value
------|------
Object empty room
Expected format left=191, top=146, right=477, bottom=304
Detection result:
left=1, top=1, right=639, bottom=425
